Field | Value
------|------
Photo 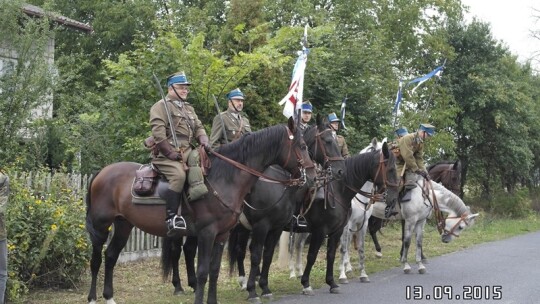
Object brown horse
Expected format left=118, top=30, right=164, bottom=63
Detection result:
left=85, top=118, right=316, bottom=304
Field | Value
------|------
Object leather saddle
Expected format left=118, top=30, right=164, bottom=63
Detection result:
left=131, top=164, right=169, bottom=205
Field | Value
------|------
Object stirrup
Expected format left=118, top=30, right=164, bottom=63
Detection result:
left=166, top=215, right=187, bottom=232
left=294, top=215, right=308, bottom=228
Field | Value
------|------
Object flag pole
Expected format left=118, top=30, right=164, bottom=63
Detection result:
left=421, top=59, right=446, bottom=121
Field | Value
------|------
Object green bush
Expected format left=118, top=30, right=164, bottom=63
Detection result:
left=6, top=169, right=90, bottom=301
left=468, top=188, right=533, bottom=218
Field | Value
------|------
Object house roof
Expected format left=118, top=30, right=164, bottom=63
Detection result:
left=22, top=4, right=93, bottom=34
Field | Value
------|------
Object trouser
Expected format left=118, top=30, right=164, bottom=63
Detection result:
left=152, top=158, right=186, bottom=219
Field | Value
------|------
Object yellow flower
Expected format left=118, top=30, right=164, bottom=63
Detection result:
left=51, top=224, right=58, bottom=231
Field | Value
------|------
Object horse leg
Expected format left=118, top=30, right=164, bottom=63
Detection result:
left=183, top=235, right=198, bottom=291
left=415, top=220, right=427, bottom=274
left=103, top=218, right=133, bottom=303
left=300, top=232, right=325, bottom=295
left=259, top=229, right=282, bottom=299
left=194, top=232, right=215, bottom=304
left=170, top=237, right=185, bottom=295
left=401, top=220, right=413, bottom=274
left=87, top=219, right=112, bottom=304
left=369, top=217, right=383, bottom=258
left=245, top=226, right=264, bottom=303
left=338, top=226, right=351, bottom=284
left=294, top=232, right=308, bottom=278
left=325, top=231, right=342, bottom=294
left=236, top=227, right=250, bottom=290
left=207, top=241, right=225, bottom=304
left=358, top=222, right=370, bottom=282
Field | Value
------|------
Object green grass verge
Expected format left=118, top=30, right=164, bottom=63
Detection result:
left=20, top=214, right=540, bottom=304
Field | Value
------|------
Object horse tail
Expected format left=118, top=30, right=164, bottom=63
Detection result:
left=227, top=225, right=241, bottom=277
left=161, top=236, right=174, bottom=280
left=85, top=170, right=103, bottom=243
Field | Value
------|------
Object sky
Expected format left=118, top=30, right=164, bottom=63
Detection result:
left=461, top=0, right=540, bottom=67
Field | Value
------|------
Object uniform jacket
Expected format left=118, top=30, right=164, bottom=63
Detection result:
left=150, top=98, right=207, bottom=156
left=397, top=132, right=425, bottom=173
left=0, top=172, right=9, bottom=240
left=209, top=109, right=251, bottom=149
left=336, top=134, right=350, bottom=158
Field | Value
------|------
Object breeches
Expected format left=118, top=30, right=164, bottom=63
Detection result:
left=152, top=158, right=186, bottom=192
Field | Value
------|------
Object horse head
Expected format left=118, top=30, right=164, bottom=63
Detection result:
left=303, top=114, right=345, bottom=180
left=428, top=160, right=462, bottom=196
left=369, top=141, right=399, bottom=207
left=441, top=208, right=479, bottom=243
left=283, top=117, right=317, bottom=186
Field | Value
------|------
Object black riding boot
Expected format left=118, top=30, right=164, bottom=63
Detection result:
left=164, top=189, right=186, bottom=236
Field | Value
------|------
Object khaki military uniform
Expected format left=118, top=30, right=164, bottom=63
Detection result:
left=150, top=98, right=207, bottom=192
left=396, top=132, right=426, bottom=177
left=209, top=109, right=251, bottom=149
left=336, top=134, right=350, bottom=158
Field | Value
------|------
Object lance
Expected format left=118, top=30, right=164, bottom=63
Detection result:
left=152, top=72, right=178, bottom=149
left=212, top=94, right=229, bottom=144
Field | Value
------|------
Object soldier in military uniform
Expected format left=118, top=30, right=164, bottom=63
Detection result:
left=385, top=123, right=435, bottom=218
left=150, top=72, right=210, bottom=235
left=390, top=126, right=409, bottom=158
left=328, top=112, right=350, bottom=158
left=299, top=101, right=313, bottom=132
left=0, top=170, right=8, bottom=304
left=209, top=88, right=252, bottom=149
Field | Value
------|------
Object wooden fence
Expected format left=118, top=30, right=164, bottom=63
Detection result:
left=13, top=171, right=161, bottom=263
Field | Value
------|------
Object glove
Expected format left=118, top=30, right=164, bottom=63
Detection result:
left=198, top=135, right=210, bottom=150
left=156, top=140, right=181, bottom=161
left=416, top=170, right=430, bottom=180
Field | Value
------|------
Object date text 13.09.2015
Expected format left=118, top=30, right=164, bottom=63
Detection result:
left=406, top=285, right=502, bottom=301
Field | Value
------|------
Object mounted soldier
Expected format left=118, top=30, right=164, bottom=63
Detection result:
left=390, top=126, right=409, bottom=157
left=149, top=71, right=210, bottom=235
left=385, top=123, right=435, bottom=218
left=299, top=101, right=313, bottom=133
left=328, top=112, right=350, bottom=158
left=209, top=88, right=252, bottom=149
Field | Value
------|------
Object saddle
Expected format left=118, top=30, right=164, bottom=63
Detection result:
left=131, top=164, right=169, bottom=204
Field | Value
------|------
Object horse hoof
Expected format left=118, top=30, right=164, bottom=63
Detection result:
left=346, top=266, right=353, bottom=273
left=375, top=252, right=383, bottom=258
left=248, top=297, right=262, bottom=304
left=173, top=289, right=185, bottom=296
left=330, top=286, right=341, bottom=294
left=418, top=267, right=426, bottom=274
left=403, top=266, right=411, bottom=274
left=262, top=293, right=273, bottom=300
left=302, top=286, right=315, bottom=296
left=360, top=276, right=370, bottom=283
left=339, top=278, right=349, bottom=284
left=105, top=298, right=117, bottom=304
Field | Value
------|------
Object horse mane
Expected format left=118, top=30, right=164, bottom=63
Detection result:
left=210, top=124, right=287, bottom=181
left=344, top=150, right=379, bottom=186
left=427, top=160, right=459, bottom=172
left=430, top=181, right=468, bottom=215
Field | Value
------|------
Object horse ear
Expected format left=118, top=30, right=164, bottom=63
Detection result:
left=288, top=116, right=296, bottom=133
left=382, top=142, right=389, bottom=158
left=467, top=213, right=480, bottom=221
left=371, top=137, right=378, bottom=146
left=316, top=113, right=322, bottom=126
left=453, top=160, right=459, bottom=170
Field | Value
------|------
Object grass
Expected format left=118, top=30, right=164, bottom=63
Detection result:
left=20, top=213, right=540, bottom=304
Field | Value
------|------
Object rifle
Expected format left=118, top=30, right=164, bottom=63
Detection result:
left=152, top=72, right=178, bottom=149
left=212, top=94, right=229, bottom=144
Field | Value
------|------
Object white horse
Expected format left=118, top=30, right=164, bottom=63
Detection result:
left=338, top=138, right=385, bottom=284
left=371, top=177, right=479, bottom=274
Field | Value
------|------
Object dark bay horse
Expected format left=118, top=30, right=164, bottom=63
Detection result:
left=367, top=160, right=462, bottom=258
left=226, top=116, right=345, bottom=302
left=85, top=118, right=315, bottom=304
left=296, top=143, right=399, bottom=295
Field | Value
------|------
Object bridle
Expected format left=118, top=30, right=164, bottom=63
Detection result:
left=312, top=128, right=345, bottom=169
left=442, top=213, right=473, bottom=238
left=209, top=125, right=311, bottom=187
left=346, top=151, right=399, bottom=206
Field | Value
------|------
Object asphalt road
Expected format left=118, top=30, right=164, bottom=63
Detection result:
left=274, top=230, right=540, bottom=304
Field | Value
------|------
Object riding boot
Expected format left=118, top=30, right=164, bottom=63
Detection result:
left=404, top=171, right=418, bottom=190
left=164, top=188, right=186, bottom=236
